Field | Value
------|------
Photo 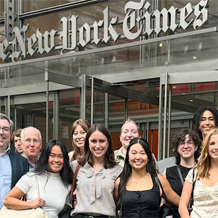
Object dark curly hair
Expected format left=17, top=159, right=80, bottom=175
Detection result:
left=193, top=106, right=218, bottom=140
left=171, top=129, right=201, bottom=165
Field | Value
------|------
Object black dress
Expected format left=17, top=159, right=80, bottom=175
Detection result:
left=121, top=176, right=160, bottom=218
left=166, top=164, right=192, bottom=218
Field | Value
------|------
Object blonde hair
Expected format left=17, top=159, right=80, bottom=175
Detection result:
left=120, top=118, right=139, bottom=135
left=197, top=128, right=218, bottom=178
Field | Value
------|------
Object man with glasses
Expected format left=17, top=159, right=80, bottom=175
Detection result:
left=21, top=126, right=42, bottom=172
left=11, top=128, right=23, bottom=154
left=0, top=113, right=29, bottom=209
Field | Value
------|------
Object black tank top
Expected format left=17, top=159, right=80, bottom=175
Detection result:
left=121, top=175, right=160, bottom=218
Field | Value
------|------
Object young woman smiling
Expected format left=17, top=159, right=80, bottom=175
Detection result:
left=4, top=139, right=73, bottom=218
left=179, top=128, right=218, bottom=218
left=163, top=129, right=201, bottom=217
left=114, top=137, right=180, bottom=218
left=69, top=119, right=90, bottom=162
left=70, top=123, right=122, bottom=218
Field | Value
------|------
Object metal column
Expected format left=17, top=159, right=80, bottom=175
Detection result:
left=80, top=75, right=87, bottom=120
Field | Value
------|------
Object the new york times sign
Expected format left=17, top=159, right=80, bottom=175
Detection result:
left=0, top=0, right=208, bottom=62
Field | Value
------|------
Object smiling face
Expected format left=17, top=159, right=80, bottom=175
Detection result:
left=177, top=134, right=197, bottom=160
left=48, top=145, right=64, bottom=173
left=208, top=134, right=218, bottom=160
left=120, top=121, right=139, bottom=149
left=0, top=119, right=11, bottom=153
left=200, top=110, right=215, bottom=138
left=128, top=143, right=148, bottom=170
left=21, top=127, right=42, bottom=160
left=89, top=130, right=108, bottom=160
left=72, top=125, right=87, bottom=149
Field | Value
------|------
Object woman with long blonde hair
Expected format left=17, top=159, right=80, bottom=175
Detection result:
left=179, top=128, right=218, bottom=218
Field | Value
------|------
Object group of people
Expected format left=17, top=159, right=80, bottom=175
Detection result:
left=0, top=105, right=218, bottom=218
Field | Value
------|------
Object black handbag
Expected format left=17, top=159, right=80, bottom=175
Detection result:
left=155, top=175, right=175, bottom=218
left=58, top=202, right=73, bottom=218
left=58, top=165, right=80, bottom=218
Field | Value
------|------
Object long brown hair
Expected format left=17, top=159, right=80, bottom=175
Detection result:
left=197, top=128, right=218, bottom=178
left=79, top=123, right=118, bottom=168
left=70, top=119, right=90, bottom=162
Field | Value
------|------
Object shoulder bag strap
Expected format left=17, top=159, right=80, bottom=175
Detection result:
left=177, top=165, right=184, bottom=185
left=155, top=174, right=168, bottom=204
left=70, top=165, right=80, bottom=200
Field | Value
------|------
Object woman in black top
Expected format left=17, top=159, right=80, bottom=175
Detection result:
left=114, top=137, right=180, bottom=218
left=163, top=129, right=201, bottom=217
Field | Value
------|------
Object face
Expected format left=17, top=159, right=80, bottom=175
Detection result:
left=177, top=134, right=197, bottom=160
left=208, top=134, right=218, bottom=160
left=48, top=145, right=64, bottom=173
left=21, top=127, right=42, bottom=159
left=199, top=110, right=215, bottom=138
left=120, top=122, right=139, bottom=148
left=0, top=119, right=11, bottom=152
left=14, top=136, right=23, bottom=154
left=89, top=130, right=108, bottom=160
left=72, top=125, right=86, bottom=149
left=128, top=143, right=148, bottom=170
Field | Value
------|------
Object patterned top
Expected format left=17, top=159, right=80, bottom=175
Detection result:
left=186, top=168, right=218, bottom=218
left=71, top=160, right=122, bottom=217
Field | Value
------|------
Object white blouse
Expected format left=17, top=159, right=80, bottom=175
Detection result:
left=186, top=168, right=218, bottom=218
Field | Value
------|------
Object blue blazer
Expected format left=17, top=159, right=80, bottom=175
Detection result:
left=8, top=150, right=29, bottom=189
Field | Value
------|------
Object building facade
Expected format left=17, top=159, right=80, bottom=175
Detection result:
left=0, top=0, right=217, bottom=159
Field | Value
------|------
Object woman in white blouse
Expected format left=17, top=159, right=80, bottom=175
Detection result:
left=179, top=128, right=218, bottom=218
left=71, top=123, right=122, bottom=218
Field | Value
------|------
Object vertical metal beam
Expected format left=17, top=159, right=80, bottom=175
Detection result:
left=45, top=62, right=49, bottom=143
left=146, top=122, right=149, bottom=141
left=90, top=77, right=94, bottom=125
left=14, top=106, right=17, bottom=130
left=158, top=76, right=163, bottom=161
left=104, top=93, right=109, bottom=128
left=167, top=84, right=172, bottom=157
left=80, top=75, right=86, bottom=119
left=124, top=98, right=128, bottom=121
left=53, top=91, right=59, bottom=139
left=163, top=73, right=168, bottom=158
left=163, top=73, right=168, bottom=159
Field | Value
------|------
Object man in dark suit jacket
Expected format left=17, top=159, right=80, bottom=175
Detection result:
left=0, top=113, right=29, bottom=209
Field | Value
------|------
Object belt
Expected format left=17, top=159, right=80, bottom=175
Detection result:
left=73, top=213, right=109, bottom=218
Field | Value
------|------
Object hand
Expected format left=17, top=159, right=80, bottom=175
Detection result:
left=30, top=198, right=46, bottom=208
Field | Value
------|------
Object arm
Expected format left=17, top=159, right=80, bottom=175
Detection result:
left=158, top=174, right=180, bottom=206
left=113, top=177, right=120, bottom=204
left=4, top=186, right=45, bottom=210
left=178, top=180, right=192, bottom=218
left=162, top=169, right=166, bottom=178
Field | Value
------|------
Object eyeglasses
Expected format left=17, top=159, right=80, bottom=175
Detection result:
left=23, top=138, right=41, bottom=144
left=178, top=141, right=194, bottom=147
left=0, top=126, right=10, bottom=133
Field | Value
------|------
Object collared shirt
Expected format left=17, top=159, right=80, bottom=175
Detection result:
left=22, top=154, right=38, bottom=172
left=114, top=147, right=125, bottom=167
left=0, top=148, right=12, bottom=209
left=71, top=161, right=122, bottom=217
